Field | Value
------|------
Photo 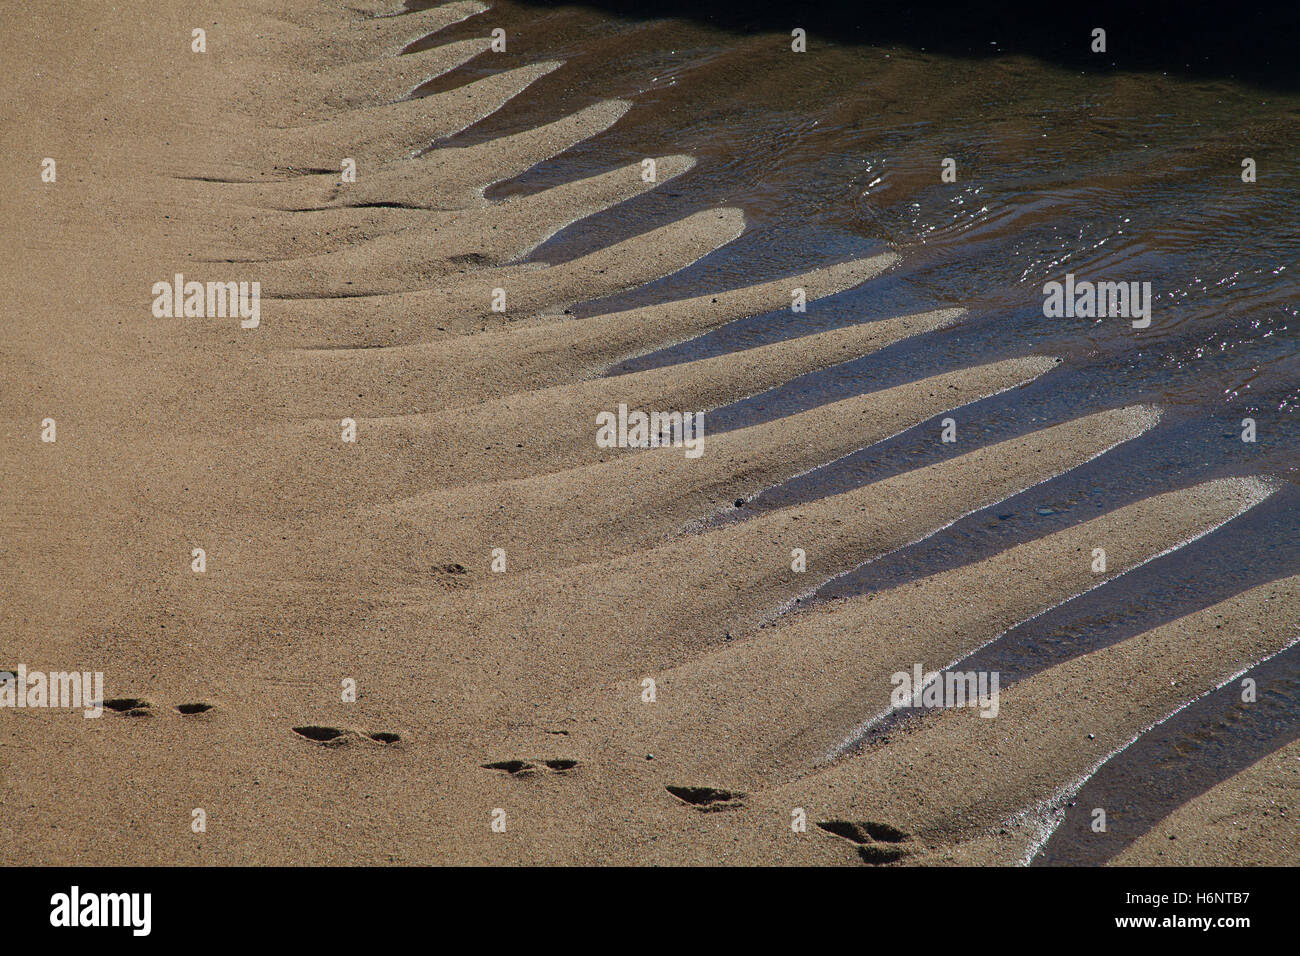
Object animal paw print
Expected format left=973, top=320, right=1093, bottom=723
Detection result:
left=481, top=758, right=578, bottom=776
left=102, top=698, right=153, bottom=717
left=97, top=698, right=216, bottom=717
left=666, top=785, right=746, bottom=812
left=292, top=725, right=402, bottom=746
left=816, top=820, right=912, bottom=864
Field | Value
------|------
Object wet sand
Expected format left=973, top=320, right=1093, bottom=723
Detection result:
left=1114, top=739, right=1300, bottom=867
left=1, top=0, right=1295, bottom=865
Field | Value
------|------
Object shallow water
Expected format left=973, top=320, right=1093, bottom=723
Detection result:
left=407, top=0, right=1299, bottom=858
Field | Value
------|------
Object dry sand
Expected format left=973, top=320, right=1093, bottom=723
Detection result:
left=1, top=0, right=1295, bottom=865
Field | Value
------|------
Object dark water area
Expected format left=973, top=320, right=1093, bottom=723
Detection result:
left=528, top=1, right=1300, bottom=92
left=401, top=0, right=1298, bottom=852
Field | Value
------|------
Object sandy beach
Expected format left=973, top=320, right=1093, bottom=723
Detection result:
left=1, top=0, right=1296, bottom=866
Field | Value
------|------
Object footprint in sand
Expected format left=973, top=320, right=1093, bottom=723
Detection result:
left=101, top=698, right=153, bottom=717
left=666, top=785, right=746, bottom=812
left=816, top=820, right=912, bottom=864
left=101, top=699, right=219, bottom=718
left=435, top=563, right=471, bottom=589
left=292, top=726, right=402, bottom=746
left=482, top=758, right=578, bottom=777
